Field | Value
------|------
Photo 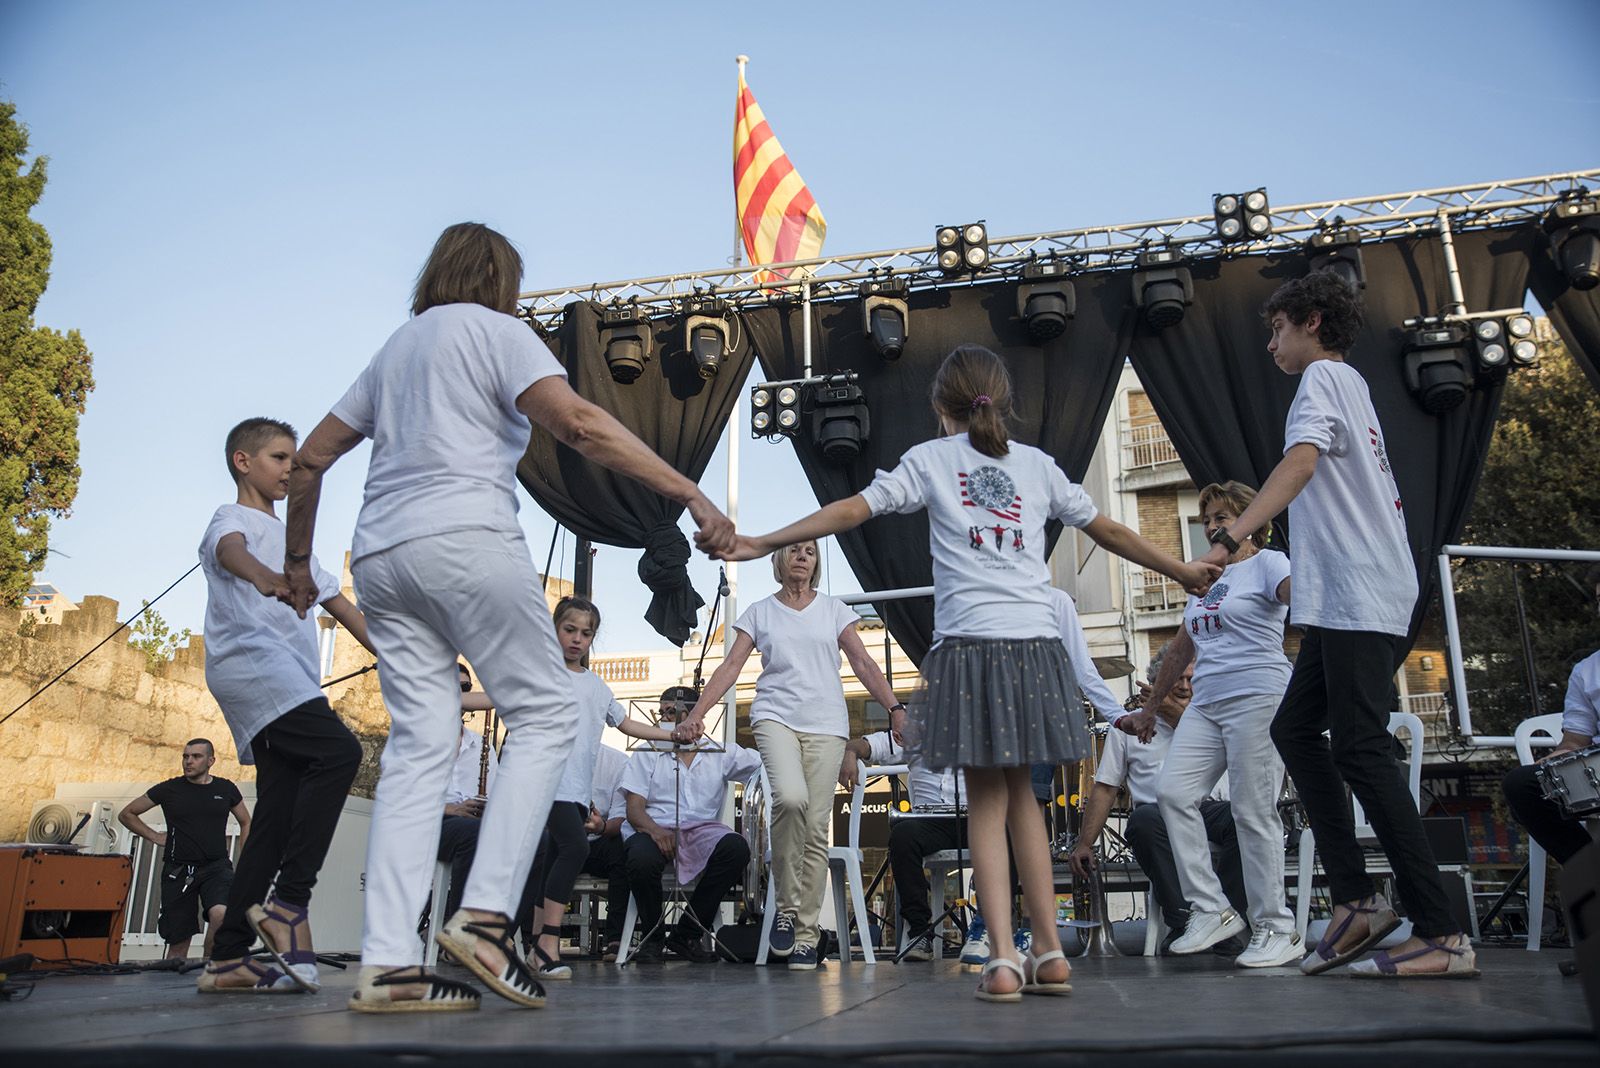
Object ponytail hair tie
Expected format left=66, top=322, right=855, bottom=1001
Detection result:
left=970, top=394, right=992, bottom=412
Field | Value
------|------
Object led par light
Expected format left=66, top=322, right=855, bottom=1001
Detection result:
left=936, top=220, right=989, bottom=277
left=1131, top=248, right=1193, bottom=330
left=1472, top=318, right=1508, bottom=373
left=1016, top=259, right=1075, bottom=341
left=1402, top=322, right=1473, bottom=414
left=859, top=276, right=910, bottom=360
left=1214, top=188, right=1271, bottom=243
left=599, top=300, right=653, bottom=384
left=1506, top=314, right=1539, bottom=366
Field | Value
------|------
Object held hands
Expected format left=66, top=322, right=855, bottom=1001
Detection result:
left=583, top=806, right=605, bottom=835
left=1068, top=841, right=1097, bottom=880
left=672, top=716, right=705, bottom=744
left=1117, top=709, right=1157, bottom=745
left=251, top=570, right=292, bottom=601
left=1199, top=542, right=1230, bottom=574
left=708, top=534, right=769, bottom=563
left=1175, top=559, right=1223, bottom=596
left=889, top=705, right=907, bottom=746
left=688, top=494, right=737, bottom=558
left=282, top=559, right=321, bottom=619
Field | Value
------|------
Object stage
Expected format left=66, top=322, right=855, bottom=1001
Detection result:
left=0, top=948, right=1593, bottom=1066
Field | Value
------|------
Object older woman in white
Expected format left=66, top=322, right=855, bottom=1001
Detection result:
left=1134, top=480, right=1299, bottom=968
left=679, top=541, right=900, bottom=969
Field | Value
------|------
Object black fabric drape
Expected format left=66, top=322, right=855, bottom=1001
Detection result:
left=1127, top=225, right=1538, bottom=647
left=516, top=301, right=755, bottom=645
left=1526, top=232, right=1600, bottom=394
left=743, top=281, right=1131, bottom=665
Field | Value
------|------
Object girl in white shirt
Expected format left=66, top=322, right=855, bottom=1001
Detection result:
left=680, top=541, right=901, bottom=969
left=523, top=597, right=673, bottom=980
left=1139, top=481, right=1300, bottom=968
left=710, top=345, right=1215, bottom=1001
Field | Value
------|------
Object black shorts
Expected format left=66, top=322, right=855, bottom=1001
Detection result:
left=157, top=859, right=234, bottom=944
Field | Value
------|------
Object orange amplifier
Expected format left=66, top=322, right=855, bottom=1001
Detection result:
left=0, top=845, right=133, bottom=968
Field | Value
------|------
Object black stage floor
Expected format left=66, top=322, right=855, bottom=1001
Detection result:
left=1, top=947, right=1593, bottom=1066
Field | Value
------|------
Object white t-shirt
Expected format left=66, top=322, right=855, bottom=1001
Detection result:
left=861, top=435, right=1099, bottom=643
left=330, top=303, right=567, bottom=562
left=1564, top=650, right=1600, bottom=745
left=591, top=744, right=629, bottom=839
left=863, top=730, right=962, bottom=807
left=199, top=504, right=340, bottom=765
left=619, top=743, right=763, bottom=832
left=1051, top=588, right=1127, bottom=724
left=1093, top=721, right=1226, bottom=806
left=1182, top=549, right=1294, bottom=707
left=1283, top=360, right=1417, bottom=636
left=734, top=592, right=859, bottom=738
left=445, top=727, right=498, bottom=806
left=554, top=669, right=627, bottom=804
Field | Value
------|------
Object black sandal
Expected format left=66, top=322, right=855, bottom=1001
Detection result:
left=532, top=923, right=572, bottom=980
left=348, top=966, right=481, bottom=1014
left=436, top=911, right=547, bottom=1008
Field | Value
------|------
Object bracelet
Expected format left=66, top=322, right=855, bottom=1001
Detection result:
left=286, top=550, right=311, bottom=564
left=889, top=703, right=906, bottom=713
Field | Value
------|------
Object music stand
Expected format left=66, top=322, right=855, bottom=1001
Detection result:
left=619, top=698, right=738, bottom=967
left=887, top=733, right=974, bottom=965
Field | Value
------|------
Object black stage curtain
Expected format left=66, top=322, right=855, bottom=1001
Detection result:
left=516, top=301, right=756, bottom=645
left=1128, top=224, right=1538, bottom=646
left=1526, top=234, right=1600, bottom=394
left=742, top=281, right=1131, bottom=665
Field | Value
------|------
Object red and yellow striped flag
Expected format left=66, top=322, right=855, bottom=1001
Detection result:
left=734, top=63, right=826, bottom=279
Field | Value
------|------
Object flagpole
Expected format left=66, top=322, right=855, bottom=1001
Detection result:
left=733, top=55, right=749, bottom=269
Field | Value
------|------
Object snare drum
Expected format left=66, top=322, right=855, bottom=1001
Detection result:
left=1534, top=744, right=1600, bottom=820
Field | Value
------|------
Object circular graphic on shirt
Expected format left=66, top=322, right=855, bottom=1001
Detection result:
left=1201, top=581, right=1231, bottom=610
left=965, top=466, right=1016, bottom=511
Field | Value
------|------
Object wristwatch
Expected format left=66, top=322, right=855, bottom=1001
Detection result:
left=1208, top=527, right=1239, bottom=554
left=889, top=703, right=907, bottom=714
left=286, top=550, right=311, bottom=564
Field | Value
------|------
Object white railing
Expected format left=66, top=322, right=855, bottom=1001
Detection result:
left=1132, top=569, right=1185, bottom=612
left=593, top=656, right=652, bottom=683
left=1402, top=692, right=1448, bottom=716
left=1121, top=421, right=1182, bottom=472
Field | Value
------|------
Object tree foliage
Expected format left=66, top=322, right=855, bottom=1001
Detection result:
left=0, top=100, right=95, bottom=608
left=1454, top=337, right=1600, bottom=735
left=128, top=602, right=191, bottom=672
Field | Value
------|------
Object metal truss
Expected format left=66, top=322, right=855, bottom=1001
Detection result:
left=518, top=169, right=1599, bottom=324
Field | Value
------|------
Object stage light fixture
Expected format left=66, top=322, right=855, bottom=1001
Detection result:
left=1305, top=226, right=1367, bottom=290
left=775, top=383, right=801, bottom=434
left=683, top=295, right=730, bottom=380
left=1214, top=188, right=1271, bottom=244
left=936, top=220, right=989, bottom=277
left=1506, top=313, right=1539, bottom=366
left=1544, top=191, right=1600, bottom=291
left=1016, top=258, right=1075, bottom=341
left=1402, top=322, right=1474, bottom=414
left=751, top=380, right=805, bottom=439
left=750, top=384, right=775, bottom=437
left=1472, top=318, right=1508, bottom=373
left=1131, top=248, right=1193, bottom=330
left=859, top=275, right=910, bottom=360
left=809, top=375, right=870, bottom=465
left=599, top=300, right=653, bottom=384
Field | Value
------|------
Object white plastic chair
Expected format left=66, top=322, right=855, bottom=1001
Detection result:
left=825, top=770, right=881, bottom=964
left=423, top=860, right=451, bottom=967
left=1142, top=889, right=1166, bottom=956
left=1514, top=712, right=1567, bottom=950
left=1294, top=711, right=1425, bottom=940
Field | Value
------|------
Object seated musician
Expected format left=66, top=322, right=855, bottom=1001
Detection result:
left=1502, top=568, right=1600, bottom=901
left=1068, top=645, right=1249, bottom=953
left=619, top=686, right=762, bottom=963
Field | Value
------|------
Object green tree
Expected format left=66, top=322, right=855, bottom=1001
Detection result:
left=0, top=101, right=95, bottom=608
left=127, top=602, right=191, bottom=672
left=1454, top=336, right=1600, bottom=736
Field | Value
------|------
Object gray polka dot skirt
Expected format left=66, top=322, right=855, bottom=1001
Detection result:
left=908, top=636, right=1090, bottom=771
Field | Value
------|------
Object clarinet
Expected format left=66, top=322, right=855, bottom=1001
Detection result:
left=477, top=709, right=497, bottom=798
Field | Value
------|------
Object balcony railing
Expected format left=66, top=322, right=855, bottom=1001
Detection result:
left=1121, top=421, right=1182, bottom=472
left=593, top=656, right=652, bottom=683
left=1132, top=569, right=1185, bottom=612
left=1401, top=692, right=1448, bottom=717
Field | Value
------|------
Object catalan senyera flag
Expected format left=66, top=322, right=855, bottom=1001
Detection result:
left=734, top=67, right=826, bottom=279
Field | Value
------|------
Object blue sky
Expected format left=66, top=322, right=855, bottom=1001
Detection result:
left=3, top=0, right=1598, bottom=657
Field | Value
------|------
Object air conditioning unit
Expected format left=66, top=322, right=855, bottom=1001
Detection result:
left=27, top=799, right=121, bottom=854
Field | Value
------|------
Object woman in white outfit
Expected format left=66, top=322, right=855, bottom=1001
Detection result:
left=678, top=540, right=901, bottom=969
left=1135, top=480, right=1302, bottom=968
left=281, top=223, right=733, bottom=1013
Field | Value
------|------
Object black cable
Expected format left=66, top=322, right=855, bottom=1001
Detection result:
left=1, top=563, right=200, bottom=731
left=540, top=523, right=560, bottom=593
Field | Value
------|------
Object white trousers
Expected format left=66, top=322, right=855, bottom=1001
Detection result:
left=352, top=528, right=578, bottom=965
left=753, top=719, right=847, bottom=950
left=1156, top=692, right=1294, bottom=933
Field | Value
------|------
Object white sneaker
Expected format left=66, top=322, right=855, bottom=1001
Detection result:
left=1167, top=909, right=1247, bottom=955
left=1234, top=927, right=1303, bottom=968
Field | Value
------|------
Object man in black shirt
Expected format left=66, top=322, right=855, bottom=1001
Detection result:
left=120, top=739, right=252, bottom=959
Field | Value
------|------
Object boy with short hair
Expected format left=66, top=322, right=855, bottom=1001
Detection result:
left=196, top=417, right=376, bottom=993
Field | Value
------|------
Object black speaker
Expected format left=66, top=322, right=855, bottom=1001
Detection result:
left=1558, top=840, right=1600, bottom=1038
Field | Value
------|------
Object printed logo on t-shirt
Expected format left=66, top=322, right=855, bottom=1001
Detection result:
left=1368, top=426, right=1403, bottom=513
left=960, top=467, right=1025, bottom=557
left=1189, top=581, right=1231, bottom=641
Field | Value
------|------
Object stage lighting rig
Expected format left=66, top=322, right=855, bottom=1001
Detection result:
left=810, top=374, right=870, bottom=465
left=599, top=299, right=653, bottom=384
left=1213, top=188, right=1272, bottom=243
left=935, top=221, right=990, bottom=277
left=1131, top=248, right=1193, bottom=330
left=1401, top=320, right=1473, bottom=414
left=859, top=274, right=910, bottom=360
left=1543, top=189, right=1600, bottom=291
left=1016, top=258, right=1075, bottom=342
left=1506, top=313, right=1539, bottom=367
left=1471, top=318, right=1509, bottom=374
left=1306, top=223, right=1367, bottom=290
left=750, top=381, right=803, bottom=439
left=683, top=294, right=730, bottom=380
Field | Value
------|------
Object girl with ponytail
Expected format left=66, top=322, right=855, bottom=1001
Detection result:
left=711, top=344, right=1218, bottom=1001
